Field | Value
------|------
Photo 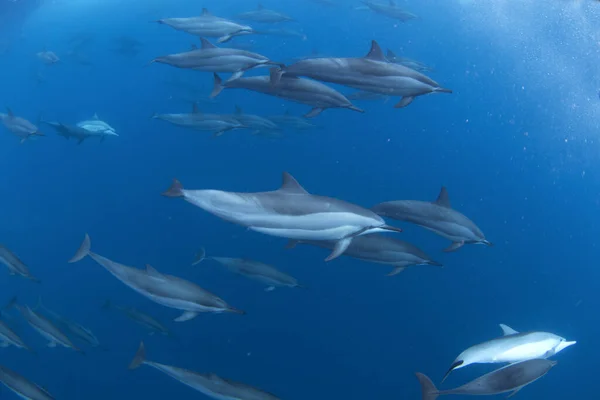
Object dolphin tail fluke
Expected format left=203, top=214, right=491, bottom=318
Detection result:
left=325, top=237, right=352, bottom=261
left=434, top=87, right=452, bottom=94
left=191, top=247, right=206, bottom=266
left=161, top=179, right=184, bottom=198
left=415, top=373, right=440, bottom=400
left=210, top=73, right=224, bottom=98
left=128, top=341, right=147, bottom=370
left=69, top=233, right=91, bottom=263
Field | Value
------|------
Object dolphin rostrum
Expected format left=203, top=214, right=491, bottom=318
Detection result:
left=372, top=187, right=491, bottom=252
left=129, top=342, right=280, bottom=400
left=442, top=324, right=576, bottom=382
left=417, top=359, right=557, bottom=400
left=0, top=365, right=54, bottom=400
left=69, top=234, right=244, bottom=321
left=162, top=172, right=402, bottom=261
left=0, top=245, right=39, bottom=282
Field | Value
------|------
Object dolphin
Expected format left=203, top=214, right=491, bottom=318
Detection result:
left=0, top=108, right=44, bottom=143
left=417, top=359, right=557, bottom=400
left=162, top=172, right=402, bottom=261
left=230, top=105, right=281, bottom=135
left=442, top=324, right=576, bottom=382
left=254, top=28, right=307, bottom=41
left=102, top=300, right=173, bottom=337
left=36, top=50, right=60, bottom=65
left=76, top=113, right=117, bottom=137
left=0, top=245, right=40, bottom=282
left=36, top=297, right=101, bottom=348
left=194, top=250, right=305, bottom=291
left=0, top=320, right=32, bottom=352
left=42, top=121, right=115, bottom=144
left=0, top=365, right=54, bottom=400
left=156, top=8, right=255, bottom=43
left=361, top=0, right=418, bottom=22
left=236, top=4, right=294, bottom=23
left=210, top=69, right=364, bottom=118
left=286, top=234, right=441, bottom=276
left=69, top=234, right=244, bottom=321
left=152, top=103, right=246, bottom=136
left=129, top=342, right=280, bottom=400
left=347, top=91, right=390, bottom=102
left=267, top=110, right=318, bottom=131
left=386, top=50, right=434, bottom=73
left=372, top=187, right=491, bottom=252
left=278, top=40, right=450, bottom=108
left=151, top=38, right=283, bottom=81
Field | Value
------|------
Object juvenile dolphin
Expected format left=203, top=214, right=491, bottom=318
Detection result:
left=0, top=245, right=40, bottom=282
left=442, top=324, right=576, bottom=382
left=162, top=172, right=402, bottom=261
left=417, top=359, right=557, bottom=400
left=211, top=70, right=364, bottom=118
left=0, top=320, right=32, bottom=352
left=361, top=0, right=418, bottom=22
left=386, top=49, right=433, bottom=73
left=36, top=297, right=101, bottom=348
left=76, top=113, right=117, bottom=137
left=153, top=103, right=246, bottom=136
left=287, top=234, right=441, bottom=276
left=278, top=41, right=450, bottom=108
left=267, top=110, right=318, bottom=131
left=129, top=342, right=280, bottom=400
left=42, top=121, right=115, bottom=143
left=102, top=300, right=172, bottom=337
left=156, top=8, right=255, bottom=43
left=151, top=38, right=283, bottom=81
left=0, top=365, right=54, bottom=400
left=69, top=234, right=244, bottom=321
left=0, top=108, right=44, bottom=143
left=372, top=187, right=491, bottom=252
left=194, top=249, right=304, bottom=291
left=236, top=4, right=294, bottom=23
left=230, top=105, right=281, bottom=135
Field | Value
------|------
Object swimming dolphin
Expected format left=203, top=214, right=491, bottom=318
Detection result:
left=42, top=121, right=115, bottom=143
left=151, top=38, right=283, bottom=82
left=36, top=297, right=101, bottom=348
left=36, top=50, right=60, bottom=65
left=0, top=108, right=44, bottom=143
left=102, top=300, right=172, bottom=337
left=442, top=324, right=576, bottom=382
left=0, top=365, right=54, bottom=400
left=236, top=4, right=294, bottom=23
left=286, top=234, right=441, bottom=276
left=372, top=187, right=491, bottom=252
left=0, top=245, right=40, bottom=282
left=156, top=8, right=255, bottom=43
left=162, top=172, right=402, bottom=261
left=0, top=320, right=32, bottom=352
left=386, top=49, right=433, bottom=73
left=69, top=234, right=244, bottom=321
left=361, top=0, right=418, bottom=22
left=76, top=113, right=117, bottom=137
left=129, top=342, right=280, bottom=400
left=418, top=359, right=557, bottom=400
left=230, top=105, right=281, bottom=135
left=277, top=41, right=450, bottom=108
left=152, top=103, right=246, bottom=136
left=267, top=110, right=318, bottom=131
left=211, top=69, right=364, bottom=118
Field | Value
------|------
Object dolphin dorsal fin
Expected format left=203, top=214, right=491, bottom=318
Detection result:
left=6, top=107, right=14, bottom=117
left=386, top=49, right=397, bottom=59
left=192, top=103, right=201, bottom=114
left=200, top=38, right=216, bottom=50
left=364, top=40, right=386, bottom=61
left=434, top=187, right=451, bottom=208
left=234, top=105, right=243, bottom=115
left=145, top=264, right=164, bottom=279
left=257, top=3, right=264, bottom=9
left=190, top=44, right=198, bottom=50
left=280, top=172, right=308, bottom=194
left=499, top=324, right=519, bottom=336
left=92, top=113, right=99, bottom=120
left=201, top=8, right=211, bottom=16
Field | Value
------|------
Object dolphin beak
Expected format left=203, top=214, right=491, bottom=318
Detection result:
left=556, top=340, right=576, bottom=352
left=480, top=239, right=493, bottom=247
left=382, top=224, right=402, bottom=233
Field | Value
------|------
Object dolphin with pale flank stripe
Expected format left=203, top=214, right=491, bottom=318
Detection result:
left=129, top=342, right=280, bottom=400
left=36, top=297, right=100, bottom=348
left=162, top=172, right=402, bottom=261
left=69, top=234, right=244, bottom=321
left=372, top=187, right=491, bottom=252
left=442, top=324, right=576, bottom=383
left=0, top=365, right=54, bottom=400
left=0, top=245, right=40, bottom=282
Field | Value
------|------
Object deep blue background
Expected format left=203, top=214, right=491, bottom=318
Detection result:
left=0, top=0, right=596, bottom=398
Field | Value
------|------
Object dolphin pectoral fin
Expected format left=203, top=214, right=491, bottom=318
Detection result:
left=47, top=342, right=57, bottom=348
left=174, top=311, right=198, bottom=322
left=325, top=237, right=352, bottom=261
left=499, top=324, right=519, bottom=336
left=285, top=240, right=300, bottom=249
left=265, top=286, right=275, bottom=292
left=441, top=360, right=463, bottom=383
left=394, top=96, right=414, bottom=108
left=443, top=241, right=464, bottom=252
left=227, top=70, right=244, bottom=82
left=387, top=266, right=406, bottom=276
left=304, top=108, right=323, bottom=118
left=78, top=138, right=85, bottom=144
left=506, top=387, right=522, bottom=398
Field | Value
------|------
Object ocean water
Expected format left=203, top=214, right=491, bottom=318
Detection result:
left=0, top=0, right=597, bottom=398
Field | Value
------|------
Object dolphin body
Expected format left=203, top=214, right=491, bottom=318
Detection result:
left=417, top=359, right=557, bottom=400
left=372, top=187, right=491, bottom=252
left=0, top=320, right=32, bottom=352
left=211, top=70, right=364, bottom=118
left=36, top=298, right=100, bottom=348
left=76, top=113, right=117, bottom=137
left=386, top=50, right=433, bottom=73
left=236, top=4, right=294, bottom=23
left=277, top=41, right=450, bottom=108
left=129, top=342, right=280, bottom=400
left=36, top=50, right=60, bottom=65
left=267, top=110, right=318, bottom=131
left=230, top=106, right=281, bottom=135
left=102, top=300, right=172, bottom=336
left=153, top=104, right=246, bottom=136
left=0, top=108, right=44, bottom=143
left=0, top=365, right=54, bottom=400
left=69, top=234, right=244, bottom=321
left=43, top=121, right=115, bottom=143
left=162, top=172, right=402, bottom=261
left=0, top=245, right=39, bottom=282
left=156, top=8, right=255, bottom=44
left=287, top=234, right=441, bottom=276
left=442, top=324, right=576, bottom=382
left=151, top=38, right=283, bottom=82
left=361, top=0, right=418, bottom=22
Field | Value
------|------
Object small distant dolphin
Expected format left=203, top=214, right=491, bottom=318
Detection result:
left=36, top=297, right=101, bottom=348
left=0, top=365, right=54, bottom=400
left=230, top=105, right=281, bottom=135
left=417, top=359, right=557, bottom=400
left=255, top=28, right=307, bottom=41
left=386, top=50, right=433, bottom=73
left=69, top=234, right=244, bottom=321
left=442, top=324, right=576, bottom=382
left=102, top=300, right=173, bottom=337
left=155, top=8, right=256, bottom=43
left=129, top=342, right=281, bottom=400
left=267, top=110, right=318, bottom=131
left=0, top=108, right=44, bottom=143
left=236, top=4, right=294, bottom=24
left=162, top=172, right=402, bottom=261
left=0, top=245, right=40, bottom=282
left=36, top=50, right=60, bottom=65
left=211, top=69, right=364, bottom=118
left=42, top=121, right=115, bottom=143
left=361, top=0, right=418, bottom=22
left=0, top=320, right=32, bottom=352
left=372, top=187, right=491, bottom=252
left=76, top=113, right=118, bottom=137
left=152, top=103, right=246, bottom=136
left=286, top=234, right=441, bottom=276
left=193, top=249, right=305, bottom=291
left=150, top=38, right=283, bottom=82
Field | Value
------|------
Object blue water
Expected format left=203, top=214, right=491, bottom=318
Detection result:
left=0, top=0, right=596, bottom=398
